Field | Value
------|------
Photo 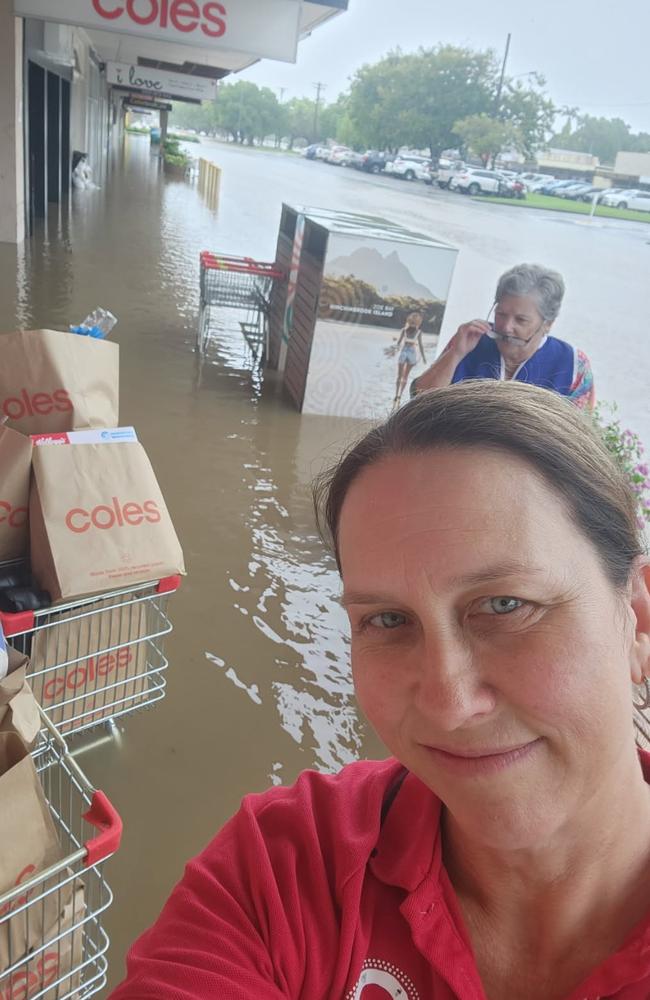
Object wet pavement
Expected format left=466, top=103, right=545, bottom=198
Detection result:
left=0, top=135, right=648, bottom=992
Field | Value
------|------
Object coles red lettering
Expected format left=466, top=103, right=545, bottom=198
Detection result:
left=91, top=0, right=123, bottom=17
left=91, top=0, right=227, bottom=37
left=0, top=953, right=59, bottom=1000
left=171, top=0, right=200, bottom=32
left=65, top=498, right=161, bottom=533
left=202, top=1, right=226, bottom=37
left=42, top=648, right=133, bottom=702
left=0, top=864, right=37, bottom=918
left=1, top=388, right=72, bottom=421
left=0, top=501, right=28, bottom=528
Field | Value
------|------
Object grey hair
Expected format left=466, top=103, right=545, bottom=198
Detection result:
left=495, top=263, right=565, bottom=323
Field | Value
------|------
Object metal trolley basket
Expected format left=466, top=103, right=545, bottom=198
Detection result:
left=0, top=712, right=121, bottom=1000
left=0, top=573, right=181, bottom=739
left=198, top=252, right=284, bottom=361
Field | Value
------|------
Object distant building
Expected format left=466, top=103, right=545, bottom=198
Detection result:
left=536, top=148, right=600, bottom=178
left=612, top=151, right=650, bottom=189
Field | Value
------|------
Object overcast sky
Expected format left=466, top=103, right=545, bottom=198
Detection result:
left=240, top=0, right=649, bottom=134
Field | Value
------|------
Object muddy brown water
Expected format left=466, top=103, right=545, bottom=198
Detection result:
left=0, top=135, right=648, bottom=992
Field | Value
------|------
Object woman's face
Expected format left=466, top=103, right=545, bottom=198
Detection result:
left=339, top=448, right=640, bottom=850
left=406, top=313, right=423, bottom=329
left=493, top=293, right=549, bottom=365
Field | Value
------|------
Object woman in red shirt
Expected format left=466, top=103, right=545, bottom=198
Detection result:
left=110, top=381, right=650, bottom=1000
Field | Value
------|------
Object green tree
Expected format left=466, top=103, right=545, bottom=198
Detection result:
left=552, top=115, right=633, bottom=165
left=284, top=97, right=318, bottom=147
left=453, top=114, right=523, bottom=166
left=499, top=76, right=557, bottom=159
left=346, top=46, right=498, bottom=156
left=213, top=81, right=284, bottom=144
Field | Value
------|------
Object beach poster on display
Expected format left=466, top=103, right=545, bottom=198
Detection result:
left=302, top=233, right=458, bottom=419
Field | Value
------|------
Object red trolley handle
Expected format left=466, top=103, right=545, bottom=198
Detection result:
left=0, top=610, right=35, bottom=638
left=83, top=791, right=123, bottom=867
left=0, top=577, right=180, bottom=636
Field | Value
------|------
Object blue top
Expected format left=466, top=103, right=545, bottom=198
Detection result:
left=451, top=334, right=577, bottom=396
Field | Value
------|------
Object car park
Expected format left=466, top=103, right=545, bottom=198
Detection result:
left=385, top=155, right=432, bottom=181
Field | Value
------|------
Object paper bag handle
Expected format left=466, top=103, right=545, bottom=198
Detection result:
left=83, top=790, right=123, bottom=866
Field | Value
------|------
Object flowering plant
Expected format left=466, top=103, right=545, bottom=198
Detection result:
left=594, top=403, right=650, bottom=531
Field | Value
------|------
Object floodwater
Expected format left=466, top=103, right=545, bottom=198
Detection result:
left=0, top=135, right=648, bottom=993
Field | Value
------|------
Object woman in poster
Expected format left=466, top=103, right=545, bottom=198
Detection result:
left=390, top=312, right=427, bottom=407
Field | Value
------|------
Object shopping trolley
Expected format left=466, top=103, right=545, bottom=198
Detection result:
left=1, top=572, right=181, bottom=738
left=198, top=252, right=284, bottom=361
left=0, top=711, right=121, bottom=1000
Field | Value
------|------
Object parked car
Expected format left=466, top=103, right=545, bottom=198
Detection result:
left=451, top=168, right=513, bottom=196
left=526, top=176, right=558, bottom=192
left=437, top=160, right=466, bottom=189
left=385, top=155, right=432, bottom=181
left=537, top=179, right=578, bottom=196
left=327, top=146, right=353, bottom=165
left=556, top=182, right=594, bottom=199
left=358, top=150, right=388, bottom=174
left=588, top=187, right=623, bottom=204
left=519, top=172, right=551, bottom=187
left=303, top=144, right=320, bottom=159
left=313, top=146, right=330, bottom=161
left=340, top=150, right=364, bottom=168
left=605, top=189, right=650, bottom=211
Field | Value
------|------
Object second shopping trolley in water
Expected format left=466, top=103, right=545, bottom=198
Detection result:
left=198, top=252, right=284, bottom=361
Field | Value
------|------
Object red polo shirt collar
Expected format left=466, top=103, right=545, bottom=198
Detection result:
left=369, top=750, right=650, bottom=999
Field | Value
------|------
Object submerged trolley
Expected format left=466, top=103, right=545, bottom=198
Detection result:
left=198, top=252, right=284, bottom=361
left=1, top=573, right=181, bottom=739
left=0, top=712, right=121, bottom=1000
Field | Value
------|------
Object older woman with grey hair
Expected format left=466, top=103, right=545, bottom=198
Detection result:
left=412, top=262, right=595, bottom=408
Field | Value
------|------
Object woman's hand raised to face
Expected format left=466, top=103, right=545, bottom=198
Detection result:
left=414, top=320, right=490, bottom=394
left=449, top=319, right=491, bottom=358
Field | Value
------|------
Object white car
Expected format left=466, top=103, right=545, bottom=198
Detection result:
left=326, top=146, right=352, bottom=165
left=602, top=189, right=650, bottom=212
left=437, top=160, right=466, bottom=189
left=385, top=155, right=431, bottom=181
left=450, top=168, right=508, bottom=195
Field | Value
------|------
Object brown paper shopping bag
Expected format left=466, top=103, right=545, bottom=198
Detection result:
left=0, top=425, right=32, bottom=562
left=30, top=599, right=149, bottom=734
left=0, top=330, right=119, bottom=435
left=0, top=733, right=66, bottom=977
left=0, top=883, right=84, bottom=1000
left=30, top=441, right=185, bottom=601
left=0, top=647, right=40, bottom=748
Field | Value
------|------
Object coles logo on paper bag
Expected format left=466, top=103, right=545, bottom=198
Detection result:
left=42, top=646, right=134, bottom=702
left=65, top=497, right=161, bottom=533
left=1, top=389, right=72, bottom=421
left=0, top=502, right=27, bottom=528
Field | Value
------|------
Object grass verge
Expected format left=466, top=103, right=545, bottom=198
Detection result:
left=473, top=192, right=650, bottom=224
